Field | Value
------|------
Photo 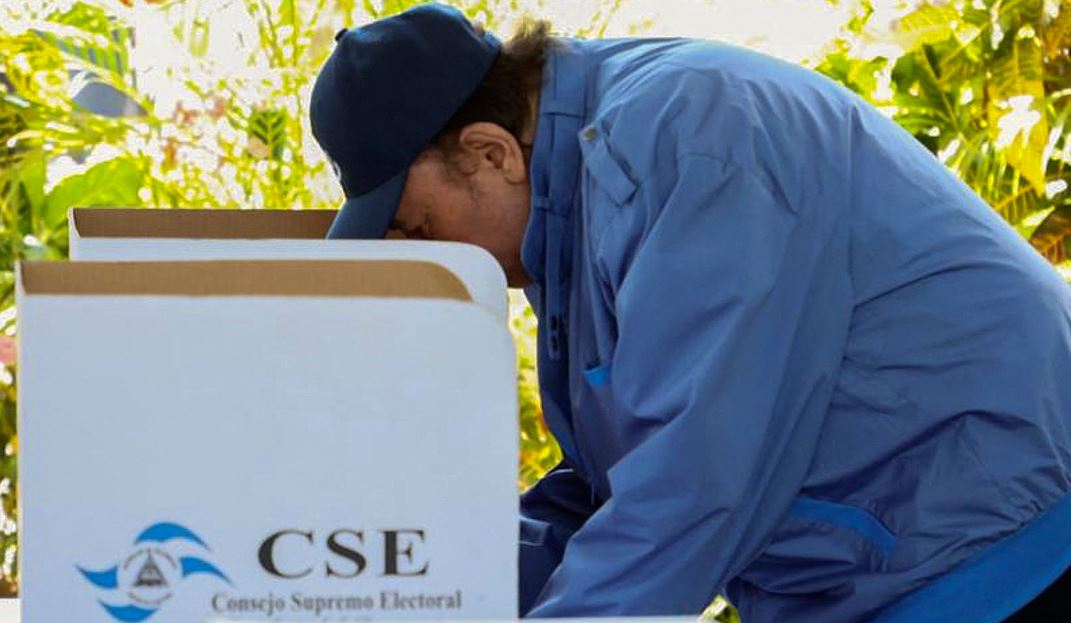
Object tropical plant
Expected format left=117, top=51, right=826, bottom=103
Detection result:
left=0, top=1, right=148, bottom=593
left=818, top=0, right=1071, bottom=275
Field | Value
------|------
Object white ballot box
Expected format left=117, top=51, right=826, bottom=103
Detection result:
left=17, top=260, right=518, bottom=622
left=68, top=208, right=507, bottom=322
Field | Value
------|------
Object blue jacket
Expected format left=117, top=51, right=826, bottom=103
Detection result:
left=518, top=38, right=1071, bottom=622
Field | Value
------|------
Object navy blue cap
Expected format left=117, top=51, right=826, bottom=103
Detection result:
left=310, top=4, right=502, bottom=239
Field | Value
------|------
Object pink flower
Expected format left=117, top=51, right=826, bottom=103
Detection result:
left=173, top=101, right=199, bottom=127
left=0, top=337, right=15, bottom=367
left=206, top=96, right=227, bottom=121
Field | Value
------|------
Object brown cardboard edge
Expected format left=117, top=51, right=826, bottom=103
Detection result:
left=69, top=208, right=337, bottom=239
left=19, top=260, right=472, bottom=300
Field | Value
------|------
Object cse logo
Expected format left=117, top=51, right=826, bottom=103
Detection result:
left=258, top=529, right=429, bottom=579
left=77, top=522, right=230, bottom=623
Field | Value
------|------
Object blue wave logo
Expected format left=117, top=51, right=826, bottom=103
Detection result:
left=77, top=522, right=231, bottom=622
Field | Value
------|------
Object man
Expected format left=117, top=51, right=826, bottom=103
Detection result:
left=310, top=4, right=1071, bottom=622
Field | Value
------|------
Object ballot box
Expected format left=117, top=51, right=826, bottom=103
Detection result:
left=17, top=259, right=518, bottom=622
left=68, top=208, right=507, bottom=321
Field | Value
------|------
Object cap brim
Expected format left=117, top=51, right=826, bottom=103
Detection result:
left=326, top=168, right=409, bottom=239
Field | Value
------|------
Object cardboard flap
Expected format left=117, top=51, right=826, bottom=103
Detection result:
left=19, top=260, right=472, bottom=300
left=70, top=208, right=336, bottom=239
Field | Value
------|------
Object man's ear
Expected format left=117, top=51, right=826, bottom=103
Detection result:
left=457, top=122, right=527, bottom=184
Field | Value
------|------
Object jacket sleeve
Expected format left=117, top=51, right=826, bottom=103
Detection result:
left=519, top=460, right=600, bottom=615
left=525, top=154, right=852, bottom=616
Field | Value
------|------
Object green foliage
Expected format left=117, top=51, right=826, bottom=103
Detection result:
left=818, top=0, right=1071, bottom=268
left=513, top=291, right=561, bottom=489
left=703, top=597, right=742, bottom=623
left=43, top=157, right=144, bottom=227
left=247, top=107, right=289, bottom=161
left=40, top=2, right=134, bottom=79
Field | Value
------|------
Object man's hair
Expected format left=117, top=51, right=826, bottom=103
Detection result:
left=431, top=18, right=554, bottom=161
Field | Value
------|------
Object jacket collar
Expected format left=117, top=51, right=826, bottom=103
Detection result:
left=521, top=39, right=594, bottom=359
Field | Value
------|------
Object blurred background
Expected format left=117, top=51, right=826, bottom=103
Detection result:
left=0, top=0, right=1068, bottom=613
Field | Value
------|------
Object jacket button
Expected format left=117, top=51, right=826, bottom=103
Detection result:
left=581, top=126, right=597, bottom=141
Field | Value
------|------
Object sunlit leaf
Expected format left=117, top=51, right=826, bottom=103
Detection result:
left=986, top=35, right=1048, bottom=193
left=40, top=156, right=144, bottom=229
left=15, top=152, right=45, bottom=214
left=816, top=49, right=889, bottom=101
left=0, top=33, right=70, bottom=109
left=890, top=2, right=959, bottom=49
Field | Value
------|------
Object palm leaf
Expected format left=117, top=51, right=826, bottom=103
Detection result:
left=247, top=108, right=288, bottom=161
left=1030, top=204, right=1071, bottom=262
left=0, top=32, right=71, bottom=110
left=37, top=2, right=133, bottom=82
left=985, top=21, right=1048, bottom=193
left=890, top=2, right=959, bottom=49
